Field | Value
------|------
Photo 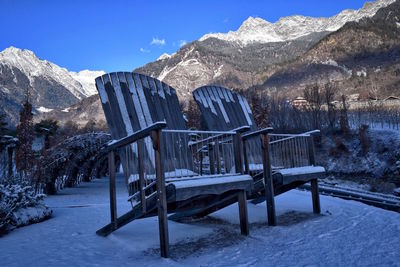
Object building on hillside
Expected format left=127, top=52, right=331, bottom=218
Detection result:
left=291, top=97, right=308, bottom=108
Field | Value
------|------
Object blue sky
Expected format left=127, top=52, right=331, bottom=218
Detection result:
left=1, top=0, right=368, bottom=72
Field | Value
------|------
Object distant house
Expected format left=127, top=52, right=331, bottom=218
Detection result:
left=291, top=97, right=308, bottom=108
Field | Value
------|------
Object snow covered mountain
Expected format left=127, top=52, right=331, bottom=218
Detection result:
left=137, top=0, right=395, bottom=101
left=0, top=47, right=103, bottom=99
left=0, top=46, right=104, bottom=126
left=200, top=0, right=395, bottom=45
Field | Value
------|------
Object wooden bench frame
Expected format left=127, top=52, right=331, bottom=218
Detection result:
left=242, top=128, right=321, bottom=225
left=95, top=73, right=255, bottom=258
left=192, top=86, right=325, bottom=226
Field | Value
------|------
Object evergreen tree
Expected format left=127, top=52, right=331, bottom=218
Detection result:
left=186, top=100, right=201, bottom=129
left=15, top=99, right=35, bottom=179
left=35, top=119, right=59, bottom=149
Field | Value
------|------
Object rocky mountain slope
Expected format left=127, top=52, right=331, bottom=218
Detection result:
left=136, top=0, right=394, bottom=100
left=200, top=0, right=393, bottom=45
left=0, top=47, right=104, bottom=126
left=260, top=0, right=400, bottom=99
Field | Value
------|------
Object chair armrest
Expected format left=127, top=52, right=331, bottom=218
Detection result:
left=242, top=127, right=274, bottom=140
left=102, top=121, right=167, bottom=154
left=232, top=125, right=251, bottom=133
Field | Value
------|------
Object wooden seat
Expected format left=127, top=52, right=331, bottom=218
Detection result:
left=95, top=73, right=252, bottom=257
left=193, top=85, right=325, bottom=226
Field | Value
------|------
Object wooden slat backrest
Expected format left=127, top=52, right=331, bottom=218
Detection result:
left=96, top=72, right=187, bottom=134
left=194, top=86, right=257, bottom=131
left=193, top=86, right=262, bottom=167
left=95, top=72, right=187, bottom=190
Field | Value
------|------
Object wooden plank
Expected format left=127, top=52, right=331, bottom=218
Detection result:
left=103, top=74, right=128, bottom=139
left=137, top=139, right=146, bottom=213
left=233, top=132, right=243, bottom=174
left=243, top=139, right=249, bottom=174
left=162, top=82, right=186, bottom=130
left=118, top=72, right=141, bottom=132
left=238, top=190, right=249, bottom=236
left=169, top=191, right=239, bottom=221
left=95, top=77, right=118, bottom=138
left=171, top=175, right=253, bottom=201
left=262, top=133, right=276, bottom=226
left=146, top=76, right=166, bottom=122
left=108, top=151, right=117, bottom=230
left=280, top=171, right=325, bottom=185
left=153, top=128, right=169, bottom=258
left=209, top=144, right=215, bottom=174
left=96, top=188, right=159, bottom=236
left=311, top=179, right=321, bottom=214
left=132, top=73, right=153, bottom=126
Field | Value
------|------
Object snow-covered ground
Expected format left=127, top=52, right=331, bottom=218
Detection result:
left=1, top=175, right=399, bottom=266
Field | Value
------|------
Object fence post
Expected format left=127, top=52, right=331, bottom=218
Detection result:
left=152, top=129, right=169, bottom=258
left=262, top=133, right=276, bottom=226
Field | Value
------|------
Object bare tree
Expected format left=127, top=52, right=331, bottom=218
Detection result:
left=339, top=94, right=350, bottom=136
left=304, top=84, right=323, bottom=129
left=324, top=83, right=337, bottom=130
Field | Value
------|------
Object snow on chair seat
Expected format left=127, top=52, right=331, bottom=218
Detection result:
left=274, top=166, right=326, bottom=185
left=168, top=174, right=253, bottom=201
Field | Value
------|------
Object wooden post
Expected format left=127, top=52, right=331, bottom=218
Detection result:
left=262, top=133, right=276, bottom=226
left=137, top=139, right=146, bottom=213
left=108, top=151, right=117, bottom=230
left=7, top=146, right=13, bottom=178
left=311, top=179, right=321, bottom=214
left=308, top=135, right=321, bottom=214
left=243, top=139, right=249, bottom=174
left=233, top=133, right=243, bottom=174
left=238, top=190, right=249, bottom=235
left=152, top=129, right=169, bottom=258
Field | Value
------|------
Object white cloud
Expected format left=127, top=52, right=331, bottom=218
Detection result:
left=140, top=48, right=150, bottom=53
left=179, top=40, right=187, bottom=47
left=150, top=37, right=166, bottom=46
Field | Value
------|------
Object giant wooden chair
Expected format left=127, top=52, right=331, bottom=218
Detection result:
left=193, top=86, right=325, bottom=226
left=95, top=72, right=253, bottom=257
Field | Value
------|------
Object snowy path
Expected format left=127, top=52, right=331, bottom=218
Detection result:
left=1, top=175, right=399, bottom=266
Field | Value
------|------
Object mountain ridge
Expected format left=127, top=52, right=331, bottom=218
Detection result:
left=199, top=0, right=394, bottom=45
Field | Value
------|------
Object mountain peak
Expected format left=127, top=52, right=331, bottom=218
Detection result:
left=199, top=0, right=395, bottom=45
left=240, top=16, right=271, bottom=28
left=157, top=53, right=171, bottom=61
left=0, top=46, right=105, bottom=99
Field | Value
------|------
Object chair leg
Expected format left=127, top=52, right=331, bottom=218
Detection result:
left=108, top=151, right=117, bottom=230
left=238, top=190, right=249, bottom=236
left=311, top=179, right=321, bottom=214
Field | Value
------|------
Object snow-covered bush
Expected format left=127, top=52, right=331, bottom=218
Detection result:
left=0, top=177, right=51, bottom=235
